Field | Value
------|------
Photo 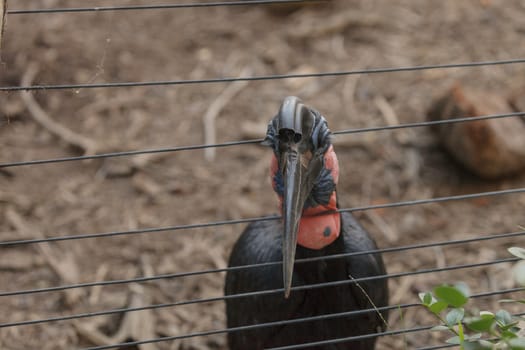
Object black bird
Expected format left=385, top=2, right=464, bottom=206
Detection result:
left=225, top=96, right=389, bottom=349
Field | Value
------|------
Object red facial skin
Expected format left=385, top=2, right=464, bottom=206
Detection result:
left=271, top=145, right=341, bottom=250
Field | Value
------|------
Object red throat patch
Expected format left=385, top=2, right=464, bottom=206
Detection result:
left=297, top=191, right=340, bottom=250
left=271, top=146, right=341, bottom=250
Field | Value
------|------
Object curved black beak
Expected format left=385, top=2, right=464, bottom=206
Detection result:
left=282, top=147, right=311, bottom=298
left=276, top=97, right=316, bottom=298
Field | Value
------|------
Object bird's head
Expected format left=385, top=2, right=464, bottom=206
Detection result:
left=262, top=96, right=340, bottom=297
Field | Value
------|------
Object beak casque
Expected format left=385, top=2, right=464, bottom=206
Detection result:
left=274, top=97, right=317, bottom=298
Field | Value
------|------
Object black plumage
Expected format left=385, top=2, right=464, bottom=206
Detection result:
left=224, top=96, right=388, bottom=349
left=225, top=212, right=388, bottom=349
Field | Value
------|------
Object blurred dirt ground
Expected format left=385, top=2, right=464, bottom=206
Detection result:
left=1, top=0, right=525, bottom=349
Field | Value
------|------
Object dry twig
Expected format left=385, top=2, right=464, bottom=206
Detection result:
left=20, top=69, right=168, bottom=176
left=88, top=264, right=109, bottom=305
left=364, top=210, right=398, bottom=243
left=203, top=66, right=251, bottom=161
left=288, top=10, right=383, bottom=39
left=374, top=95, right=399, bottom=127
left=389, top=277, right=414, bottom=306
left=432, top=246, right=446, bottom=269
left=75, top=284, right=157, bottom=350
left=74, top=258, right=157, bottom=350
left=374, top=94, right=413, bottom=145
left=20, top=63, right=99, bottom=155
left=4, top=207, right=84, bottom=305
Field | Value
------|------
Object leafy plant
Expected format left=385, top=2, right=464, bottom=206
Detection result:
left=419, top=246, right=525, bottom=349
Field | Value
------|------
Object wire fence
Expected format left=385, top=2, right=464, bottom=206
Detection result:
left=2, top=58, right=525, bottom=92
left=6, top=0, right=327, bottom=15
left=0, top=111, right=524, bottom=168
left=2, top=229, right=524, bottom=298
left=0, top=257, right=520, bottom=330
left=1, top=1, right=525, bottom=349
left=0, top=187, right=523, bottom=247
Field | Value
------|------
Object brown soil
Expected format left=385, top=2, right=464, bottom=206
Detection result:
left=1, top=0, right=525, bottom=349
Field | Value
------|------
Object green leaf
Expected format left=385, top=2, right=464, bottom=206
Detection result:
left=446, top=308, right=465, bottom=326
left=478, top=339, right=494, bottom=349
left=509, top=247, right=525, bottom=259
left=509, top=337, right=525, bottom=349
left=467, top=316, right=495, bottom=332
left=454, top=282, right=471, bottom=297
left=501, top=321, right=520, bottom=332
left=446, top=335, right=460, bottom=344
left=463, top=340, right=490, bottom=350
left=513, top=261, right=525, bottom=286
left=466, top=333, right=482, bottom=341
left=430, top=325, right=450, bottom=331
left=429, top=301, right=449, bottom=315
left=478, top=340, right=495, bottom=348
left=435, top=285, right=469, bottom=308
left=419, top=292, right=433, bottom=306
left=502, top=329, right=519, bottom=339
left=480, top=311, right=494, bottom=317
left=496, top=310, right=513, bottom=326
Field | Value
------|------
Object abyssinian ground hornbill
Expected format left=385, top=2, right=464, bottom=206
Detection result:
left=225, top=96, right=389, bottom=349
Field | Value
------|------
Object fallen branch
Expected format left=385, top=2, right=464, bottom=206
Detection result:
left=374, top=94, right=412, bottom=145
left=4, top=207, right=84, bottom=306
left=20, top=63, right=99, bottom=155
left=364, top=210, right=398, bottom=243
left=288, top=10, right=383, bottom=39
left=74, top=259, right=157, bottom=350
left=203, top=66, right=251, bottom=161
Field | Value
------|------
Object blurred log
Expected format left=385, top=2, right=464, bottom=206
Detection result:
left=427, top=84, right=525, bottom=179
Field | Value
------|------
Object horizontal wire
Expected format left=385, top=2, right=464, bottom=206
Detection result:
left=7, top=0, right=323, bottom=14
left=0, top=139, right=262, bottom=168
left=1, top=187, right=524, bottom=247
left=340, top=188, right=525, bottom=213
left=280, top=313, right=525, bottom=350
left=61, top=287, right=525, bottom=350
left=415, top=312, right=525, bottom=350
left=267, top=326, right=432, bottom=350
left=81, top=295, right=525, bottom=350
left=0, top=214, right=279, bottom=247
left=269, top=310, right=525, bottom=350
left=332, top=111, right=525, bottom=136
left=2, top=9, right=522, bottom=350
left=1, top=229, right=524, bottom=298
left=82, top=304, right=417, bottom=350
left=0, top=257, right=519, bottom=329
left=1, top=58, right=525, bottom=92
left=418, top=344, right=458, bottom=350
left=0, top=111, right=523, bottom=169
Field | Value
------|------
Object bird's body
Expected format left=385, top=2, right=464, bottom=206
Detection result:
left=225, top=212, right=388, bottom=349
left=225, top=97, right=388, bottom=349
